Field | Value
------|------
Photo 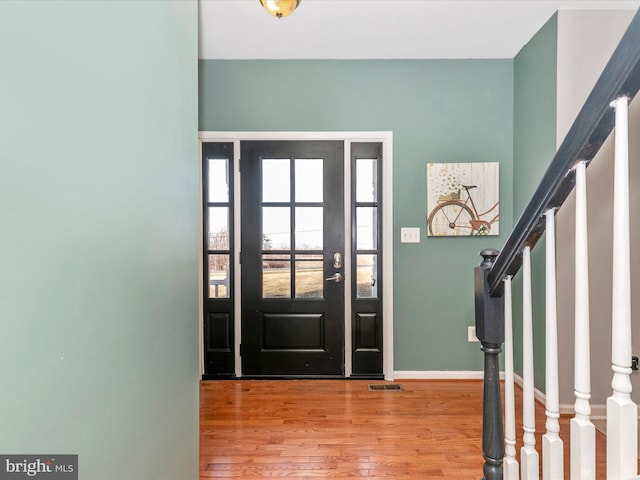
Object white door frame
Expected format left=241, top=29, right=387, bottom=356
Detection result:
left=198, top=131, right=394, bottom=380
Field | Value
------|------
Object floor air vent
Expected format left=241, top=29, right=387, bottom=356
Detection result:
left=368, top=384, right=403, bottom=391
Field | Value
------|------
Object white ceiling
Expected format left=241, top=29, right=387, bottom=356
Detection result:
left=199, top=0, right=640, bottom=59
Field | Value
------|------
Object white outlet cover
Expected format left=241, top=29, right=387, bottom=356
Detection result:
left=468, top=326, right=479, bottom=342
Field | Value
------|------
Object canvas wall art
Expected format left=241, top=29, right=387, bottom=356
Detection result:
left=426, top=162, right=500, bottom=236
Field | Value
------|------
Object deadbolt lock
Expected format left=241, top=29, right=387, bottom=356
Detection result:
left=333, top=252, right=342, bottom=269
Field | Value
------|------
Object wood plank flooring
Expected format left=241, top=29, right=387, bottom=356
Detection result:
left=200, top=379, right=608, bottom=479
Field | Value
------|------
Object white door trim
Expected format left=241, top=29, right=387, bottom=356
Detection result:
left=198, top=131, right=394, bottom=380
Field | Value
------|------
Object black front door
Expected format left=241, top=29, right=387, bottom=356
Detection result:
left=240, top=141, right=345, bottom=376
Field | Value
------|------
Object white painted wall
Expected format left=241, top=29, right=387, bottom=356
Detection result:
left=555, top=10, right=639, bottom=414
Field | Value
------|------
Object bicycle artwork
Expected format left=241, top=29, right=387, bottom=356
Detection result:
left=426, top=162, right=500, bottom=236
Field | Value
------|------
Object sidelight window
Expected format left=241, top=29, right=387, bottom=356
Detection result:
left=206, top=158, right=231, bottom=298
left=354, top=157, right=380, bottom=299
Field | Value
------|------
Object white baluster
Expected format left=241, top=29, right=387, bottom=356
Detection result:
left=503, top=276, right=519, bottom=480
left=543, top=210, right=563, bottom=480
left=521, top=246, right=539, bottom=480
left=607, top=96, right=637, bottom=480
left=571, top=161, right=595, bottom=480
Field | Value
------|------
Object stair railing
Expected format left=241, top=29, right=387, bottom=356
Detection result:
left=475, top=9, right=640, bottom=480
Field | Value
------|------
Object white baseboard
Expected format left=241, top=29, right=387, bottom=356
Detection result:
left=513, top=373, right=547, bottom=406
left=392, top=372, right=616, bottom=420
left=563, top=403, right=607, bottom=419
left=512, top=373, right=608, bottom=418
left=558, top=403, right=574, bottom=415
left=393, top=370, right=505, bottom=380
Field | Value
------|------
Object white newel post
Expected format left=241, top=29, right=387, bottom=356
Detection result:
left=543, top=210, right=563, bottom=480
left=571, top=161, right=595, bottom=480
left=607, top=96, right=637, bottom=480
left=521, top=246, right=539, bottom=480
left=503, top=276, right=519, bottom=480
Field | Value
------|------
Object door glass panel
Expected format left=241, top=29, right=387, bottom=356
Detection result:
left=356, top=254, right=378, bottom=298
left=208, top=254, right=230, bottom=298
left=356, top=159, right=377, bottom=202
left=208, top=158, right=229, bottom=202
left=356, top=206, right=377, bottom=250
left=295, top=254, right=323, bottom=299
left=262, top=254, right=290, bottom=298
left=295, top=207, right=323, bottom=250
left=295, top=158, right=323, bottom=202
left=263, top=207, right=290, bottom=250
left=207, top=207, right=229, bottom=250
left=262, top=159, right=290, bottom=202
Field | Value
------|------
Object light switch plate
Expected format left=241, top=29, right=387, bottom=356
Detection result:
left=401, top=227, right=420, bottom=243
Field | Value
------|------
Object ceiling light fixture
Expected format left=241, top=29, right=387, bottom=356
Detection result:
left=259, top=0, right=300, bottom=19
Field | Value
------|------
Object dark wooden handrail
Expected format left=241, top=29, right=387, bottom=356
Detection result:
left=487, top=8, right=640, bottom=297
left=475, top=9, right=640, bottom=480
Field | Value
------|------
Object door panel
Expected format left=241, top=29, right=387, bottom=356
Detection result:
left=351, top=143, right=383, bottom=376
left=202, top=142, right=235, bottom=376
left=240, top=141, right=344, bottom=376
left=262, top=313, right=324, bottom=349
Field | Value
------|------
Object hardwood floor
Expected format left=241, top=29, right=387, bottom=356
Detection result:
left=200, top=379, right=608, bottom=479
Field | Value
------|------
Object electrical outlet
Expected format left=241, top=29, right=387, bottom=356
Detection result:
left=468, top=326, right=479, bottom=342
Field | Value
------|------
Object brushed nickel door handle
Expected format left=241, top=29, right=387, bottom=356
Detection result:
left=325, top=273, right=342, bottom=283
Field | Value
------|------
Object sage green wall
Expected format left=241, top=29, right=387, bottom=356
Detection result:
left=200, top=59, right=514, bottom=371
left=0, top=2, right=199, bottom=479
left=512, top=14, right=558, bottom=391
